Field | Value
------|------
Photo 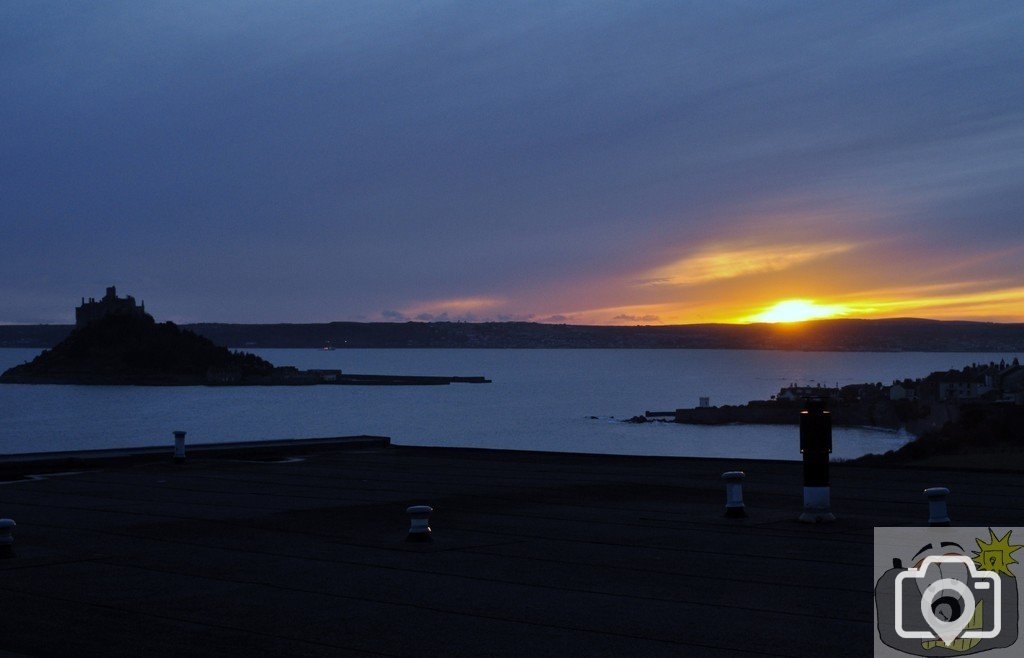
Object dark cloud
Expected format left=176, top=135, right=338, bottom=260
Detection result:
left=537, top=314, right=573, bottom=324
left=612, top=314, right=661, bottom=324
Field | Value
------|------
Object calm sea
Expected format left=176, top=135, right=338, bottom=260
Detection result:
left=1, top=348, right=1017, bottom=459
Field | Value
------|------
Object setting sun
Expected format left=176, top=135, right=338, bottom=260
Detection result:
left=745, top=299, right=849, bottom=323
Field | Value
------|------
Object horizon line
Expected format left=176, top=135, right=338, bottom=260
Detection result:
left=1, top=315, right=1021, bottom=328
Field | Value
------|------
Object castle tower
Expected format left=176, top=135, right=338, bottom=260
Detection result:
left=75, top=286, right=148, bottom=328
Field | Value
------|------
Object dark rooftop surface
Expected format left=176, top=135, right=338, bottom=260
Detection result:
left=2, top=438, right=1023, bottom=657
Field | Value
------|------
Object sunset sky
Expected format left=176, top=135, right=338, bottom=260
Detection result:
left=3, top=2, right=1023, bottom=325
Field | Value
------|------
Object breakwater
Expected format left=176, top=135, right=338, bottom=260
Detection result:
left=653, top=401, right=899, bottom=428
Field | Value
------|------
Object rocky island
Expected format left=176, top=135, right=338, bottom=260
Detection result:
left=0, top=287, right=490, bottom=386
left=0, top=311, right=273, bottom=385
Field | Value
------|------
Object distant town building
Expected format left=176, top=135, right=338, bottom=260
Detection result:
left=840, top=383, right=885, bottom=403
left=776, top=385, right=840, bottom=402
left=889, top=382, right=918, bottom=401
left=995, top=364, right=1024, bottom=389
left=75, top=286, right=147, bottom=328
left=925, top=369, right=991, bottom=401
left=995, top=364, right=1024, bottom=403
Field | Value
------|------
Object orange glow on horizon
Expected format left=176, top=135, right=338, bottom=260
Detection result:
left=580, top=229, right=1024, bottom=325
left=743, top=299, right=849, bottom=323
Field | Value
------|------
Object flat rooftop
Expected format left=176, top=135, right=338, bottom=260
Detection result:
left=2, top=438, right=1022, bottom=656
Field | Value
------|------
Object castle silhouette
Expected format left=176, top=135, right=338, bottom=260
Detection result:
left=75, top=286, right=147, bottom=328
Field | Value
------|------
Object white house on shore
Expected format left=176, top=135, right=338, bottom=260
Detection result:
left=776, top=385, right=840, bottom=402
left=934, top=373, right=991, bottom=401
left=889, top=382, right=918, bottom=401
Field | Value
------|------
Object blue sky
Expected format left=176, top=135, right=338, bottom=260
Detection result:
left=3, top=1, right=1023, bottom=324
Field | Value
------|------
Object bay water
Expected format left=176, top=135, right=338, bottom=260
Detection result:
left=1, top=348, right=1016, bottom=459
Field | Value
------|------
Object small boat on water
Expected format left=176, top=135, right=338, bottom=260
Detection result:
left=321, top=341, right=336, bottom=351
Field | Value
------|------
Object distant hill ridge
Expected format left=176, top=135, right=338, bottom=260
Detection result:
left=1, top=317, right=1023, bottom=351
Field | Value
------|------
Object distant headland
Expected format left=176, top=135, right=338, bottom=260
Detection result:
left=638, top=360, right=1024, bottom=468
left=644, top=359, right=1023, bottom=430
left=0, top=287, right=490, bottom=386
left=2, top=312, right=1023, bottom=352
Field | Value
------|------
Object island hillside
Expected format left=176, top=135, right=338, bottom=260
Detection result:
left=0, top=312, right=274, bottom=385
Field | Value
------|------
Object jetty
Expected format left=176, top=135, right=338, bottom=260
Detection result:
left=2, top=437, right=1022, bottom=655
left=257, top=370, right=491, bottom=386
